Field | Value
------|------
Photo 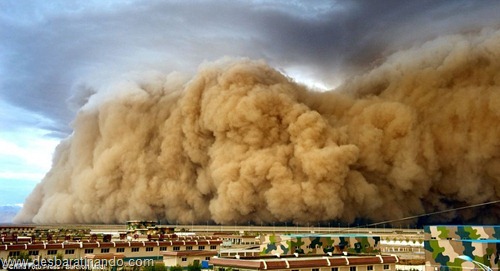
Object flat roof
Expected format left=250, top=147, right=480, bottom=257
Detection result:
left=285, top=234, right=376, bottom=238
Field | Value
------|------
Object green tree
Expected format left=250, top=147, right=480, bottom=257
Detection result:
left=187, top=262, right=201, bottom=271
left=12, top=251, right=31, bottom=261
left=143, top=263, right=168, bottom=271
left=6, top=251, right=31, bottom=271
left=169, top=265, right=183, bottom=271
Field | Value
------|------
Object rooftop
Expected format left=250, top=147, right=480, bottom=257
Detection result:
left=285, top=234, right=377, bottom=238
left=163, top=250, right=218, bottom=257
left=210, top=254, right=399, bottom=270
left=1, top=239, right=223, bottom=251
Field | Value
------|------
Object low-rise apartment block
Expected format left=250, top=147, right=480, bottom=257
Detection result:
left=210, top=254, right=399, bottom=271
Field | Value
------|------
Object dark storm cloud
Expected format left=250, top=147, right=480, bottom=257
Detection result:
left=251, top=0, right=500, bottom=84
left=1, top=0, right=263, bottom=135
left=2, top=0, right=500, bottom=137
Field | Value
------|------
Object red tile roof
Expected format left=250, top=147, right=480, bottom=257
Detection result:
left=162, top=250, right=218, bottom=257
left=1, top=239, right=221, bottom=251
left=210, top=255, right=399, bottom=270
left=209, top=258, right=263, bottom=269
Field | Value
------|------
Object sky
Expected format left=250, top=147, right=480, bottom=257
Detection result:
left=1, top=0, right=500, bottom=216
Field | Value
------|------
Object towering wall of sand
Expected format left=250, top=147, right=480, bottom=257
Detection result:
left=15, top=29, right=500, bottom=224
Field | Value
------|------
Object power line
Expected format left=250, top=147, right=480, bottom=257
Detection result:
left=363, top=199, right=500, bottom=228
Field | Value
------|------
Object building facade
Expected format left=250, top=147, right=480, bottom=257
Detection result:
left=210, top=254, right=399, bottom=271
left=0, top=236, right=222, bottom=267
left=162, top=250, right=218, bottom=268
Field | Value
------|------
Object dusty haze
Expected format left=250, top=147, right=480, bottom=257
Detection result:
left=15, top=29, right=500, bottom=224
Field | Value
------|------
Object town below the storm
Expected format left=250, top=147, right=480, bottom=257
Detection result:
left=0, top=222, right=498, bottom=271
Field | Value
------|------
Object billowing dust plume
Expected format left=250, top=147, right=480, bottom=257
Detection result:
left=15, top=29, right=500, bottom=224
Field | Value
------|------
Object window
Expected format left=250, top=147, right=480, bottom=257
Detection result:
left=182, top=257, right=187, bottom=262
left=199, top=245, right=205, bottom=250
left=160, top=247, right=167, bottom=251
left=312, top=269, right=320, bottom=271
left=173, top=246, right=180, bottom=251
left=210, top=245, right=217, bottom=250
left=84, top=249, right=94, bottom=254
left=48, top=250, right=58, bottom=255
left=9, top=251, right=20, bottom=257
left=205, top=257, right=211, bottom=261
left=146, top=247, right=154, bottom=252
left=131, top=247, right=140, bottom=252
left=29, top=251, right=39, bottom=256
left=367, top=266, right=373, bottom=271
left=332, top=268, right=339, bottom=271
left=101, top=248, right=109, bottom=253
left=186, top=246, right=193, bottom=250
left=350, top=267, right=357, bottom=271
left=65, top=249, right=75, bottom=255
left=116, top=248, right=125, bottom=253
left=384, top=265, right=390, bottom=270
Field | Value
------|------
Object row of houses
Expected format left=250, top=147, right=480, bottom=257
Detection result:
left=2, top=224, right=498, bottom=271
left=1, top=241, right=400, bottom=271
left=5, top=224, right=464, bottom=271
left=210, top=254, right=400, bottom=271
left=0, top=237, right=222, bottom=269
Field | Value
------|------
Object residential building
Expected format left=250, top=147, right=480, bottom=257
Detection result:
left=0, top=237, right=222, bottom=264
left=219, top=248, right=261, bottom=258
left=216, top=233, right=260, bottom=247
left=210, top=254, right=399, bottom=271
left=162, top=250, right=218, bottom=268
left=379, top=239, right=424, bottom=254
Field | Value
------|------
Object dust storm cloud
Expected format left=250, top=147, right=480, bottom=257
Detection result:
left=15, top=29, right=500, bottom=224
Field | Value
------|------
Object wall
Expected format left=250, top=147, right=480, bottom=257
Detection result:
left=424, top=226, right=500, bottom=271
left=260, top=234, right=381, bottom=255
